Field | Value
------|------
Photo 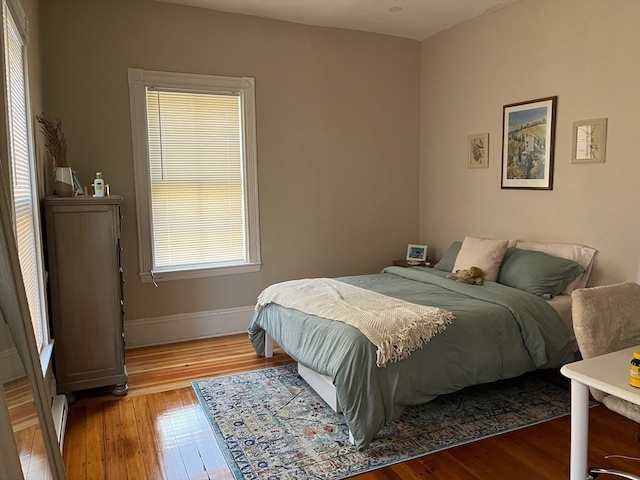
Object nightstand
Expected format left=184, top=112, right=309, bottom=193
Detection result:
left=392, top=259, right=434, bottom=268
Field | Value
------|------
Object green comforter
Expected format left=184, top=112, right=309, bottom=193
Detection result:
left=247, top=267, right=574, bottom=450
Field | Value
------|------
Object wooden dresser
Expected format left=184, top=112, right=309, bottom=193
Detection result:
left=44, top=195, right=128, bottom=399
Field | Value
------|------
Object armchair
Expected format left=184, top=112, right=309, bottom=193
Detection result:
left=572, top=282, right=640, bottom=479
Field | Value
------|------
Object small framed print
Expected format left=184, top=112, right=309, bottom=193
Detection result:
left=469, top=133, right=489, bottom=168
left=572, top=118, right=607, bottom=164
left=406, top=244, right=428, bottom=264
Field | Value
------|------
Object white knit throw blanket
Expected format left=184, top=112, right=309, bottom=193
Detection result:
left=256, top=278, right=454, bottom=367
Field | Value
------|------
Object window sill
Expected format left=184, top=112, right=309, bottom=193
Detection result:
left=39, top=339, right=54, bottom=377
left=140, top=262, right=261, bottom=283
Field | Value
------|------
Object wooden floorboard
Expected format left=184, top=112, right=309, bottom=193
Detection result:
left=8, top=333, right=640, bottom=479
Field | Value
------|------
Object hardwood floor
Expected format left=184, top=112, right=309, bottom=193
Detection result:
left=53, top=334, right=640, bottom=479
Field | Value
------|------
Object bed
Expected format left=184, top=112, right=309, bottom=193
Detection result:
left=247, top=237, right=596, bottom=450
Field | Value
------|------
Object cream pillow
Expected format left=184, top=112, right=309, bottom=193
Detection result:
left=453, top=236, right=509, bottom=282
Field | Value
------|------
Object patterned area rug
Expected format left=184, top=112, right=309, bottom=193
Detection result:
left=193, top=364, right=573, bottom=479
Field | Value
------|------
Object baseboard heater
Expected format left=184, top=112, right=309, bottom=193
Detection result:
left=51, top=394, right=68, bottom=452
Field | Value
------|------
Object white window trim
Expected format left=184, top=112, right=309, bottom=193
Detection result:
left=127, top=68, right=261, bottom=283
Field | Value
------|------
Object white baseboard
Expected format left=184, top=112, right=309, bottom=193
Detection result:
left=124, top=305, right=255, bottom=349
left=0, top=347, right=25, bottom=383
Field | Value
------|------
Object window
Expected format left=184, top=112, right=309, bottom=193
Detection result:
left=128, top=69, right=260, bottom=283
left=1, top=0, right=50, bottom=359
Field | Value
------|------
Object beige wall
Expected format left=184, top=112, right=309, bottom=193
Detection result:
left=36, top=0, right=639, bottom=341
left=38, top=0, right=421, bottom=322
left=420, top=0, right=640, bottom=286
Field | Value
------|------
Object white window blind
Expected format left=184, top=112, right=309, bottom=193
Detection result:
left=128, top=68, right=260, bottom=282
left=3, top=1, right=46, bottom=351
left=146, top=89, right=245, bottom=269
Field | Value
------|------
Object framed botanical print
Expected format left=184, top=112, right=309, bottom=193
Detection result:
left=468, top=133, right=489, bottom=168
left=572, top=118, right=607, bottom=164
left=501, top=96, right=557, bottom=190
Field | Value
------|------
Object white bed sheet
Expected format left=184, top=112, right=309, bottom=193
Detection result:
left=548, top=294, right=576, bottom=352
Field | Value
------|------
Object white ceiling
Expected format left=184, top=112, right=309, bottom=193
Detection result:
left=156, top=0, right=518, bottom=41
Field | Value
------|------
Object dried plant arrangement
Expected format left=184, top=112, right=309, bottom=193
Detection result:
left=35, top=112, right=69, bottom=169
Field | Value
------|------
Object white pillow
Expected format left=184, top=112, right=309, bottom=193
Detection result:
left=453, top=236, right=509, bottom=282
left=515, top=241, right=597, bottom=294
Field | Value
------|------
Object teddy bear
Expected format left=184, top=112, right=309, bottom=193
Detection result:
left=446, top=266, right=485, bottom=286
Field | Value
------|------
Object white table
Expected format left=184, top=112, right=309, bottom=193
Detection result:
left=561, top=345, right=640, bottom=480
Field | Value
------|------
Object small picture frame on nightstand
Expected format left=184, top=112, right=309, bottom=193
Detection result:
left=406, top=244, right=428, bottom=265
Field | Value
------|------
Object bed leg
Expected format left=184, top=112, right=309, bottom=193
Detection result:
left=264, top=332, right=273, bottom=358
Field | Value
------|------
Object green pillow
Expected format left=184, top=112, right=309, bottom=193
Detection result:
left=434, top=241, right=462, bottom=272
left=497, top=248, right=585, bottom=299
